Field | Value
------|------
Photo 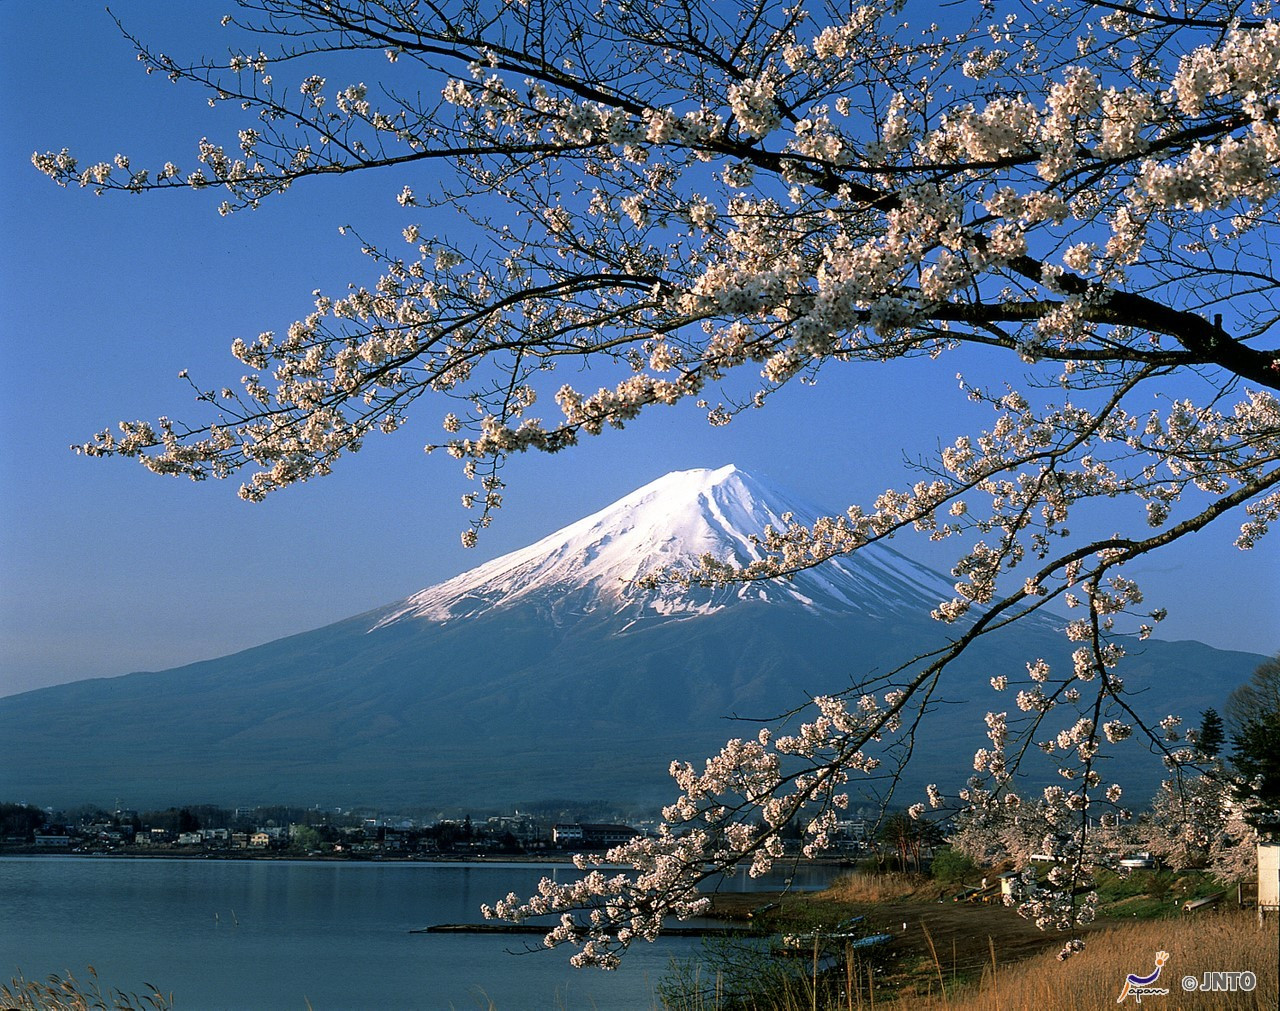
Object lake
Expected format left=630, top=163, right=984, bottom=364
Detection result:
left=0, top=856, right=833, bottom=1009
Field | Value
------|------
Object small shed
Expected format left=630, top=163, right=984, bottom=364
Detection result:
left=1259, top=842, right=1280, bottom=924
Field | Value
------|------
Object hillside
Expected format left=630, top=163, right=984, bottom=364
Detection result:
left=0, top=467, right=1263, bottom=810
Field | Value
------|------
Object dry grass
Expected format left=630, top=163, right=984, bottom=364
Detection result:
left=814, top=872, right=930, bottom=905
left=1, top=968, right=172, bottom=1011
left=663, top=909, right=1276, bottom=1010
left=897, top=911, right=1278, bottom=1011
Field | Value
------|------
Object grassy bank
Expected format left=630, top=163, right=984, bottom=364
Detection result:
left=898, top=912, right=1277, bottom=1011
left=664, top=909, right=1275, bottom=1010
left=683, top=870, right=1277, bottom=1010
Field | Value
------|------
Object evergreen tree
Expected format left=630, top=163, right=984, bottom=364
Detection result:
left=1196, top=708, right=1226, bottom=759
left=1224, top=655, right=1280, bottom=835
left=1230, top=710, right=1280, bottom=836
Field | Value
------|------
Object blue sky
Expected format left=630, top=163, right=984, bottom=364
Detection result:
left=1, top=2, right=1276, bottom=698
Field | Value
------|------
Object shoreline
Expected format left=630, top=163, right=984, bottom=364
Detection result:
left=0, top=846, right=855, bottom=870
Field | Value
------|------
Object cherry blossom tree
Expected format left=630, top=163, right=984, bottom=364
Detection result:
left=1208, top=800, right=1260, bottom=881
left=1145, top=771, right=1230, bottom=870
left=1143, top=769, right=1259, bottom=878
left=35, top=0, right=1280, bottom=966
left=950, top=793, right=1060, bottom=871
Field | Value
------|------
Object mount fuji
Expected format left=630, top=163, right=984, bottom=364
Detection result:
left=0, top=466, right=1263, bottom=810
left=374, top=465, right=953, bottom=627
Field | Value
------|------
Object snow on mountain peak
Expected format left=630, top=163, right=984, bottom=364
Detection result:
left=372, top=465, right=954, bottom=629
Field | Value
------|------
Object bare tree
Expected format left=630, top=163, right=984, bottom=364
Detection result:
left=1225, top=654, right=1280, bottom=734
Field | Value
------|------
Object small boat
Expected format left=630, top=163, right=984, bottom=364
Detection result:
left=774, top=915, right=875, bottom=955
left=846, top=932, right=894, bottom=950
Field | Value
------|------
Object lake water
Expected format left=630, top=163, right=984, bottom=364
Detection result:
left=0, top=856, right=833, bottom=1010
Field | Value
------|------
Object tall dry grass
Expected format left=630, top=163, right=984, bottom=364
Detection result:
left=899, top=911, right=1278, bottom=1011
left=815, top=873, right=927, bottom=904
left=663, top=911, right=1276, bottom=1011
left=1, top=968, right=172, bottom=1011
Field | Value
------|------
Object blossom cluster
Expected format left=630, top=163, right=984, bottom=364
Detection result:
left=482, top=691, right=901, bottom=965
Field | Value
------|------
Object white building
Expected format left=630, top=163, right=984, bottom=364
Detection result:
left=552, top=824, right=584, bottom=845
left=1259, top=842, right=1279, bottom=924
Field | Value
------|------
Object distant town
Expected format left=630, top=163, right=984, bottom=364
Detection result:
left=0, top=800, right=881, bottom=860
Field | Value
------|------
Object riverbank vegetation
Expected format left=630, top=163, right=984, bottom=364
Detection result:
left=662, top=866, right=1276, bottom=1010
left=0, top=969, right=171, bottom=1011
left=660, top=911, right=1276, bottom=1011
left=902, top=915, right=1277, bottom=1011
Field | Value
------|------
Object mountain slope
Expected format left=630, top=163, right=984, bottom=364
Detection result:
left=0, top=467, right=1264, bottom=810
left=374, top=465, right=955, bottom=627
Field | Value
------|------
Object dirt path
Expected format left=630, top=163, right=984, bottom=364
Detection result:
left=847, top=898, right=1082, bottom=976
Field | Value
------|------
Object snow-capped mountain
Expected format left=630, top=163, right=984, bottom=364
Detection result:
left=374, top=465, right=954, bottom=627
left=0, top=467, right=1265, bottom=811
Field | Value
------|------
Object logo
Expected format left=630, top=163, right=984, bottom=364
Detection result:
left=1116, top=950, right=1170, bottom=1004
left=1181, top=971, right=1257, bottom=993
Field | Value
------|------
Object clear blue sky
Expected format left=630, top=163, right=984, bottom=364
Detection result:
left=1, top=2, right=1276, bottom=698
